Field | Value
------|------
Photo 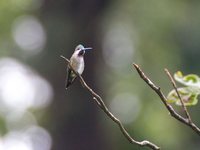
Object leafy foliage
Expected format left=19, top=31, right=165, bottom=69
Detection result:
left=167, top=71, right=200, bottom=106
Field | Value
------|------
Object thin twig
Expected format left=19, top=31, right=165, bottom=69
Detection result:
left=164, top=69, right=192, bottom=123
left=60, top=55, right=160, bottom=150
left=133, top=63, right=200, bottom=136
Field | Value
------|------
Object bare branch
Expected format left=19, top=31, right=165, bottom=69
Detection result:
left=164, top=69, right=192, bottom=123
left=61, top=55, right=160, bottom=150
left=133, top=63, right=200, bottom=136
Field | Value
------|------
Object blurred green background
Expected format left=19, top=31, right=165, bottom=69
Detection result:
left=0, top=0, right=200, bottom=150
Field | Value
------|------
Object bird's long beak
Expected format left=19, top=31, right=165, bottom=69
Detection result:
left=83, top=47, right=92, bottom=51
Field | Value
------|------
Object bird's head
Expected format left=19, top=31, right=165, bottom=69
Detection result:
left=75, top=44, right=92, bottom=57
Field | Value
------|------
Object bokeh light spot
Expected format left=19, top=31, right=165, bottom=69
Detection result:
left=102, top=23, right=135, bottom=70
left=3, top=131, right=33, bottom=150
left=6, top=111, right=37, bottom=131
left=12, top=15, right=46, bottom=55
left=0, top=58, right=53, bottom=112
left=109, top=93, right=141, bottom=124
left=26, top=126, right=52, bottom=150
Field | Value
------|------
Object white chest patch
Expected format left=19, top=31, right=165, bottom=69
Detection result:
left=70, top=56, right=84, bottom=75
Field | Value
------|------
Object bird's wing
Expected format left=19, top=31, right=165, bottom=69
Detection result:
left=65, top=66, right=77, bottom=89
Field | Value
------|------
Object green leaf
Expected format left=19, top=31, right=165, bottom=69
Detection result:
left=174, top=71, right=200, bottom=88
left=167, top=87, right=199, bottom=106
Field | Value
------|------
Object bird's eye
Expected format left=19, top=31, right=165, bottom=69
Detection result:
left=78, top=50, right=84, bottom=56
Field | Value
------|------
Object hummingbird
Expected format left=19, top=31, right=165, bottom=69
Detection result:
left=65, top=44, right=92, bottom=89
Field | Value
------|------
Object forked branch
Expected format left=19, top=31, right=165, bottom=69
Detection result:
left=164, top=69, right=192, bottom=123
left=133, top=63, right=200, bottom=136
left=61, top=55, right=160, bottom=150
